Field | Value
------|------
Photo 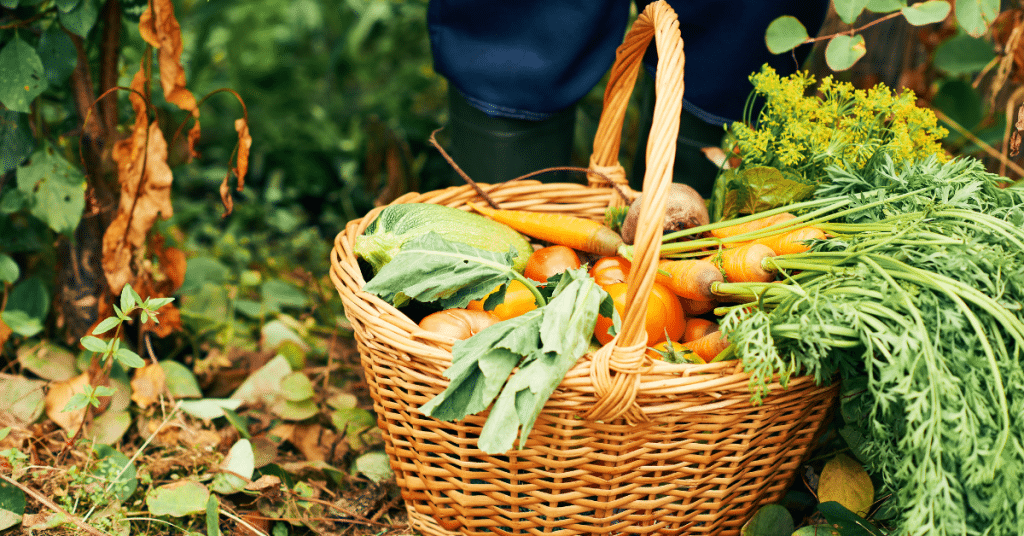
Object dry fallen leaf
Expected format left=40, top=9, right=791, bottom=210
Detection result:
left=221, top=118, right=252, bottom=216
left=1011, top=104, right=1023, bottom=157
left=138, top=0, right=197, bottom=113
left=103, top=120, right=175, bottom=294
left=131, top=363, right=167, bottom=409
left=45, top=372, right=91, bottom=436
left=270, top=423, right=333, bottom=463
left=0, top=317, right=11, bottom=348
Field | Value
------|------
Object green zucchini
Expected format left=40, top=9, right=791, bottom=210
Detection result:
left=354, top=203, right=533, bottom=274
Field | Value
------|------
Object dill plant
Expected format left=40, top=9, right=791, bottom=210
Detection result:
left=732, top=65, right=948, bottom=179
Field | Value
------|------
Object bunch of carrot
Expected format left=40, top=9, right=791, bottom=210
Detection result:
left=465, top=199, right=830, bottom=363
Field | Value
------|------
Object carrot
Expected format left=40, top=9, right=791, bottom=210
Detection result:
left=683, top=317, right=719, bottom=343
left=683, top=330, right=730, bottom=363
left=679, top=296, right=717, bottom=316
left=712, top=243, right=777, bottom=283
left=710, top=212, right=797, bottom=239
left=467, top=201, right=624, bottom=257
left=751, top=226, right=826, bottom=255
left=657, top=259, right=723, bottom=301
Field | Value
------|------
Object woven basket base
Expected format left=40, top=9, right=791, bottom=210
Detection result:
left=407, top=504, right=459, bottom=536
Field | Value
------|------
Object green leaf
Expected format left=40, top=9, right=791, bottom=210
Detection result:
left=834, top=0, right=870, bottom=24
left=178, top=399, right=243, bottom=421
left=932, top=79, right=983, bottom=136
left=901, top=0, right=951, bottom=25
left=59, top=0, right=99, bottom=37
left=205, top=495, right=221, bottom=536
left=37, top=25, right=77, bottom=85
left=825, top=34, right=867, bottom=71
left=736, top=166, right=817, bottom=214
left=0, top=109, right=35, bottom=175
left=16, top=146, right=86, bottom=234
left=146, top=480, right=210, bottom=517
left=2, top=276, right=49, bottom=337
left=0, top=375, right=45, bottom=425
left=86, top=409, right=131, bottom=445
left=0, top=478, right=26, bottom=532
left=64, top=392, right=93, bottom=413
left=740, top=504, right=794, bottom=536
left=477, top=271, right=610, bottom=453
left=764, top=16, right=809, bottom=54
left=260, top=278, right=310, bottom=311
left=92, top=445, right=138, bottom=501
left=793, top=526, right=839, bottom=536
left=211, top=439, right=254, bottom=495
left=279, top=372, right=314, bottom=402
left=0, top=0, right=18, bottom=8
left=81, top=335, right=109, bottom=354
left=0, top=37, right=46, bottom=113
left=866, top=0, right=906, bottom=12
left=93, top=316, right=120, bottom=335
left=220, top=407, right=251, bottom=439
left=180, top=257, right=230, bottom=295
left=331, top=407, right=378, bottom=449
left=818, top=454, right=874, bottom=517
left=159, top=360, right=203, bottom=399
left=954, top=0, right=999, bottom=37
left=55, top=0, right=82, bottom=11
left=932, top=33, right=995, bottom=75
left=349, top=451, right=393, bottom=484
left=817, top=502, right=886, bottom=535
left=0, top=253, right=18, bottom=283
left=120, top=284, right=136, bottom=314
left=115, top=347, right=145, bottom=369
left=362, top=232, right=520, bottom=309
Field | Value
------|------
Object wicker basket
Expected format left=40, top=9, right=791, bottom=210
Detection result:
left=329, top=3, right=838, bottom=534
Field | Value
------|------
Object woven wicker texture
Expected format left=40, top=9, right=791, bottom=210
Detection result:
left=330, top=3, right=838, bottom=534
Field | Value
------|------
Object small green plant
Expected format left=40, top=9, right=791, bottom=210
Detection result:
left=64, top=284, right=174, bottom=413
left=765, top=0, right=996, bottom=71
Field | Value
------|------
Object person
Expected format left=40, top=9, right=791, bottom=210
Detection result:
left=427, top=0, right=828, bottom=197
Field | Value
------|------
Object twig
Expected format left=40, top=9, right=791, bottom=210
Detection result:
left=217, top=504, right=270, bottom=536
left=932, top=108, right=1024, bottom=179
left=428, top=128, right=498, bottom=208
left=0, top=473, right=110, bottom=536
left=429, top=127, right=633, bottom=205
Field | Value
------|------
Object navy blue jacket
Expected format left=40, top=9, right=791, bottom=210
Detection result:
left=428, top=0, right=827, bottom=124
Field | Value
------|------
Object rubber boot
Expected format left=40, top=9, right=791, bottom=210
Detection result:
left=445, top=90, right=578, bottom=185
left=630, top=72, right=725, bottom=199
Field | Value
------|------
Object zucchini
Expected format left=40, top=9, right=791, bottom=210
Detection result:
left=354, top=203, right=533, bottom=273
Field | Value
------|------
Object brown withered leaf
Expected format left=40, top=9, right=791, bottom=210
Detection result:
left=45, top=372, right=91, bottom=436
left=221, top=118, right=251, bottom=216
left=187, top=115, right=202, bottom=161
left=0, top=317, right=11, bottom=348
left=103, top=121, right=175, bottom=294
left=138, top=0, right=197, bottom=113
left=1012, top=105, right=1023, bottom=157
left=160, top=245, right=187, bottom=292
left=131, top=363, right=167, bottom=409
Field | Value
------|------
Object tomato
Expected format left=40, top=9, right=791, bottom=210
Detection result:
left=593, top=281, right=686, bottom=346
left=589, top=256, right=631, bottom=286
left=646, top=340, right=703, bottom=363
left=419, top=309, right=500, bottom=340
left=467, top=279, right=538, bottom=320
left=525, top=245, right=581, bottom=283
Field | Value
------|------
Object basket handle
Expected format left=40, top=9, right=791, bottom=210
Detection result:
left=584, top=0, right=684, bottom=423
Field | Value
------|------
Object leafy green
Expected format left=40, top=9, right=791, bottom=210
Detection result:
left=361, top=232, right=519, bottom=309
left=718, top=156, right=1024, bottom=535
left=421, top=267, right=614, bottom=454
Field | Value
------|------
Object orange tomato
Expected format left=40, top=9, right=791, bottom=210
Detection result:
left=419, top=309, right=500, bottom=340
left=593, top=282, right=685, bottom=346
left=525, top=245, right=581, bottom=283
left=646, top=340, right=703, bottom=363
left=467, top=279, right=538, bottom=320
left=589, top=256, right=631, bottom=286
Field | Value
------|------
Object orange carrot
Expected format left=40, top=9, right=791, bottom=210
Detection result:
left=679, top=296, right=717, bottom=316
left=683, top=317, right=719, bottom=343
left=752, top=226, right=826, bottom=255
left=713, top=243, right=777, bottom=283
left=657, top=259, right=723, bottom=301
left=684, top=330, right=730, bottom=363
left=710, top=212, right=796, bottom=239
left=467, top=201, right=624, bottom=257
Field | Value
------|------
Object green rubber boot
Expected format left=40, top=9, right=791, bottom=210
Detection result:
left=630, top=73, right=726, bottom=199
left=445, top=90, right=578, bottom=185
